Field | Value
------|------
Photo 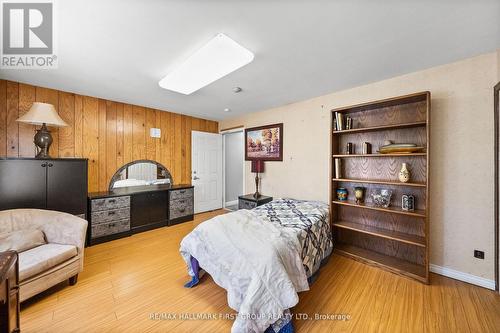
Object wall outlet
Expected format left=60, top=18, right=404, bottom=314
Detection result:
left=150, top=128, right=161, bottom=138
left=474, top=250, right=485, bottom=259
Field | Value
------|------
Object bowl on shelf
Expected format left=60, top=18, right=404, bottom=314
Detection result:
left=370, top=188, right=392, bottom=208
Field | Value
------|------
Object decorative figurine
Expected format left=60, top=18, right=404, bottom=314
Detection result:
left=402, top=194, right=415, bottom=211
left=399, top=163, right=411, bottom=183
left=354, top=186, right=365, bottom=204
left=336, top=188, right=348, bottom=201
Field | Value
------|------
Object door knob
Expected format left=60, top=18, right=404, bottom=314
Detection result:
left=193, top=176, right=200, bottom=180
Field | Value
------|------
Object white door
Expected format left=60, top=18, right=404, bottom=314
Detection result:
left=192, top=131, right=223, bottom=213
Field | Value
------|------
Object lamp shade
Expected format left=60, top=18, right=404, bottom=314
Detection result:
left=251, top=160, right=265, bottom=173
left=16, top=102, right=68, bottom=127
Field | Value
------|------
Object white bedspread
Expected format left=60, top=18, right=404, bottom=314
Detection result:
left=180, top=209, right=309, bottom=333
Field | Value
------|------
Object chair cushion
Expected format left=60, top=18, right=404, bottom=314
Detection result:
left=18, top=244, right=78, bottom=281
left=0, top=229, right=46, bottom=252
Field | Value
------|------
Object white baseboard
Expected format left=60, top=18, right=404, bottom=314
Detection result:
left=225, top=200, right=238, bottom=207
left=430, top=264, right=496, bottom=290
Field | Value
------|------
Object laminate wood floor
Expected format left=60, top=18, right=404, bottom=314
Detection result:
left=21, top=209, right=500, bottom=332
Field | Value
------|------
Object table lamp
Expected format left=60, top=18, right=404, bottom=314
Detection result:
left=251, top=160, right=265, bottom=198
left=16, top=102, right=68, bottom=158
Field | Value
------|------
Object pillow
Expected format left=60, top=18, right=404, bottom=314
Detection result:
left=0, top=229, right=46, bottom=252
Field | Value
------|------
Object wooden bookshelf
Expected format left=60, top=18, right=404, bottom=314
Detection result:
left=330, top=91, right=430, bottom=283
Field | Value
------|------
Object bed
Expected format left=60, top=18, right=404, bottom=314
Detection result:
left=180, top=198, right=333, bottom=333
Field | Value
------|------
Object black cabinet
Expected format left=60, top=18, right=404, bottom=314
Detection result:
left=0, top=158, right=88, bottom=218
left=131, top=191, right=168, bottom=232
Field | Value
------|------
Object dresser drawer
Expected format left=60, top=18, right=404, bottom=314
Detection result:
left=91, top=207, right=130, bottom=224
left=169, top=188, right=193, bottom=200
left=239, top=199, right=257, bottom=210
left=170, top=198, right=194, bottom=220
left=91, top=219, right=130, bottom=238
left=91, top=196, right=130, bottom=211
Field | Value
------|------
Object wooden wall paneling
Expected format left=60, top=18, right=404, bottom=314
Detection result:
left=208, top=120, right=218, bottom=133
left=82, top=96, right=99, bottom=192
left=1, top=80, right=219, bottom=191
left=185, top=116, right=192, bottom=184
left=172, top=113, right=182, bottom=183
left=6, top=82, right=19, bottom=157
left=35, top=87, right=59, bottom=158
left=191, top=117, right=200, bottom=132
left=74, top=95, right=83, bottom=157
left=123, top=104, right=133, bottom=164
left=58, top=92, right=75, bottom=157
left=98, top=100, right=108, bottom=191
left=116, top=103, right=124, bottom=168
left=145, top=108, right=156, bottom=161
left=18, top=84, right=36, bottom=157
left=132, top=106, right=146, bottom=161
left=0, top=81, right=6, bottom=157
left=106, top=101, right=117, bottom=184
left=159, top=110, right=172, bottom=172
left=181, top=116, right=188, bottom=184
left=154, top=110, right=162, bottom=163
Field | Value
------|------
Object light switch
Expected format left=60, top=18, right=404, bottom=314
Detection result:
left=150, top=128, right=161, bottom=138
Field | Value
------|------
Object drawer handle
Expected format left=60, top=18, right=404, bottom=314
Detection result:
left=179, top=208, right=186, bottom=213
left=108, top=211, right=116, bottom=215
left=109, top=223, right=116, bottom=227
left=108, top=199, right=116, bottom=203
left=179, top=190, right=185, bottom=194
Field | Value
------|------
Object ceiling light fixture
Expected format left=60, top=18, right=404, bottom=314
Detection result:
left=224, top=108, right=231, bottom=112
left=159, top=33, right=254, bottom=95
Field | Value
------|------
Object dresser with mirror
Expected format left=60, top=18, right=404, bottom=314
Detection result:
left=87, top=160, right=194, bottom=245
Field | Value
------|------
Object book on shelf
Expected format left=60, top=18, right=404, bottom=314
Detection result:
left=334, top=158, right=341, bottom=179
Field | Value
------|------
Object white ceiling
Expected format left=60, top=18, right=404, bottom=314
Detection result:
left=1, top=0, right=499, bottom=121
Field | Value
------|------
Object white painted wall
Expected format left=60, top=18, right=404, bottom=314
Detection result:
left=224, top=131, right=244, bottom=204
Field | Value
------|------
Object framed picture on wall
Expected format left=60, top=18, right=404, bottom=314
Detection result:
left=245, top=123, right=283, bottom=161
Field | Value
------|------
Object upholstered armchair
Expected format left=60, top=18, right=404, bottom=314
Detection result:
left=0, top=209, right=87, bottom=301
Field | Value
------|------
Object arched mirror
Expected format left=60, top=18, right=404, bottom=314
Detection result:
left=109, top=160, right=173, bottom=191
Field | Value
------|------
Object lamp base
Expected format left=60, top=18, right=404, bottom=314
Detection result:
left=253, top=173, right=260, bottom=198
left=34, top=123, right=53, bottom=159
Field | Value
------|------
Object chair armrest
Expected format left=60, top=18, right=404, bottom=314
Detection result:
left=41, top=214, right=88, bottom=255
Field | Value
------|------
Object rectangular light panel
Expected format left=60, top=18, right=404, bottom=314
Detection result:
left=159, top=33, right=254, bottom=95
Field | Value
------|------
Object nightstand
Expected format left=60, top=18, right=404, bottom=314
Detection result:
left=238, top=194, right=273, bottom=210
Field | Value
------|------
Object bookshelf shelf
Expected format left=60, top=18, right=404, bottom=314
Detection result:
left=335, top=244, right=427, bottom=282
left=333, top=153, right=426, bottom=158
left=332, top=200, right=426, bottom=218
left=333, top=121, right=426, bottom=134
left=333, top=221, right=426, bottom=247
left=333, top=178, right=426, bottom=187
left=330, top=91, right=430, bottom=283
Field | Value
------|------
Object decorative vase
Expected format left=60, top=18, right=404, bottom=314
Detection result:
left=354, top=187, right=365, bottom=204
left=336, top=188, right=348, bottom=201
left=399, top=163, right=410, bottom=183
